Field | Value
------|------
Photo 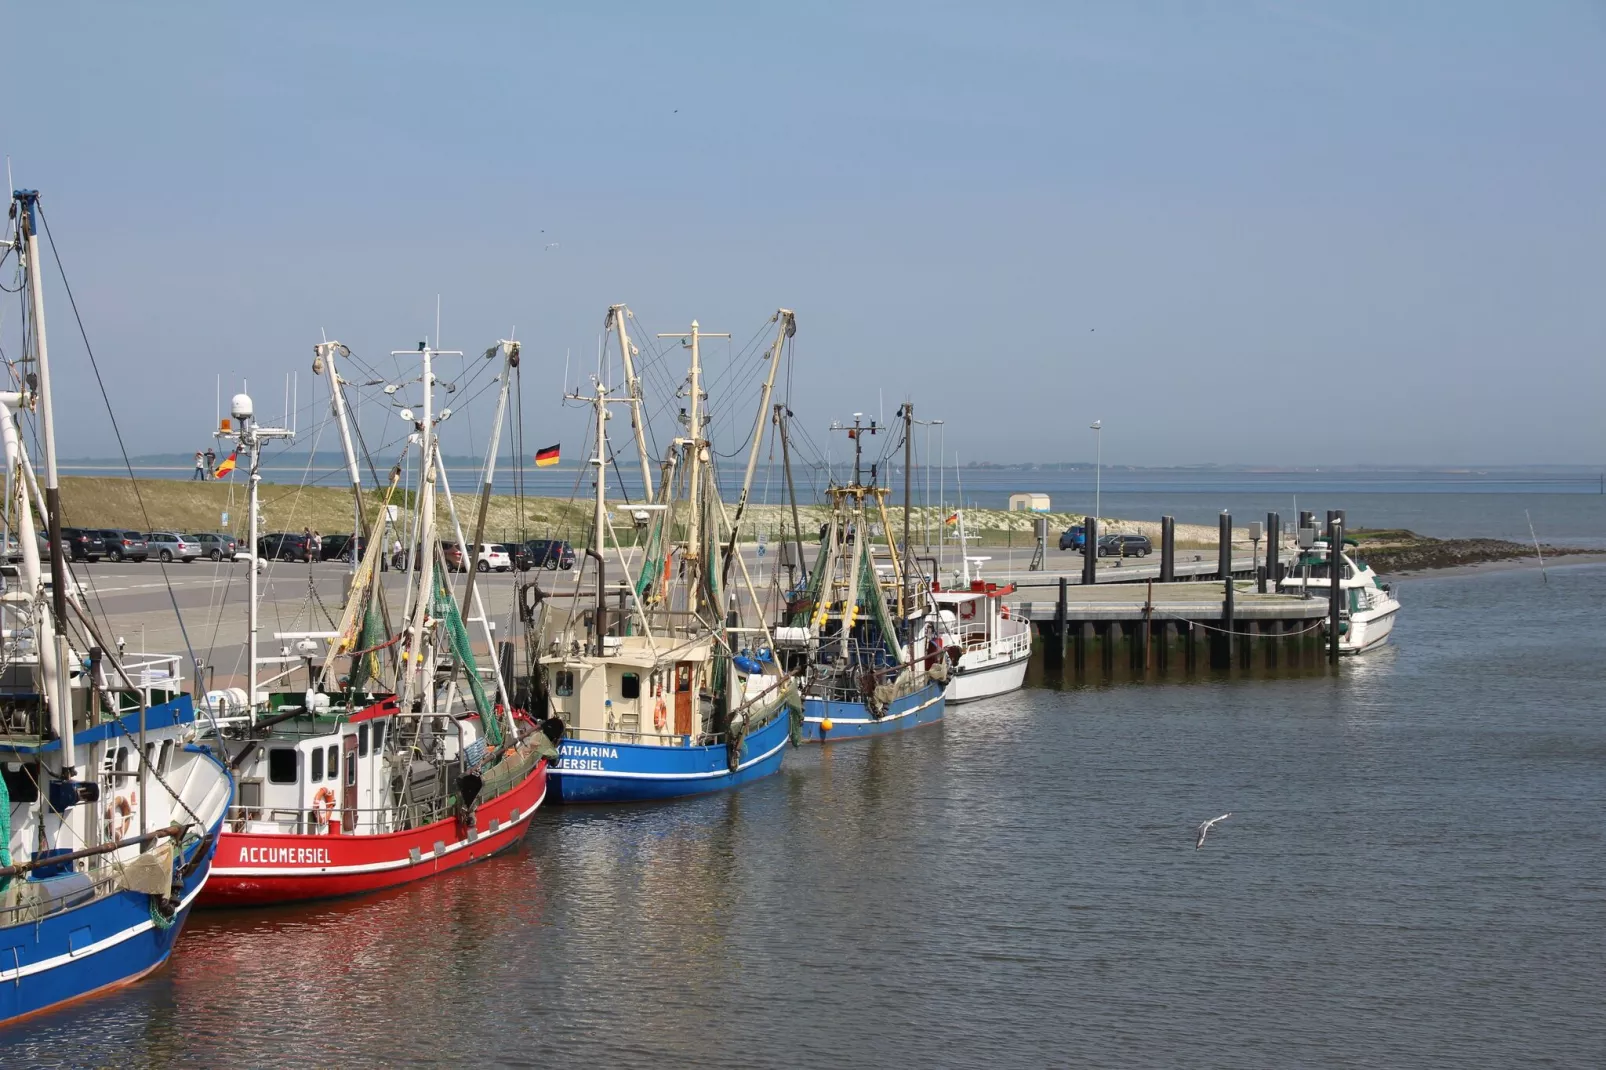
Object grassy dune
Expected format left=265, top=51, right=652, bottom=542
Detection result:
left=55, top=475, right=1247, bottom=550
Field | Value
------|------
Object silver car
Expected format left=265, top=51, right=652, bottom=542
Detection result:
left=190, top=532, right=239, bottom=562
left=144, top=531, right=201, bottom=563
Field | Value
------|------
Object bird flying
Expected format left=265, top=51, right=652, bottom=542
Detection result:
left=1194, top=813, right=1232, bottom=849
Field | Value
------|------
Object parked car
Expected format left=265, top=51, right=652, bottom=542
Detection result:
left=145, top=531, right=201, bottom=563
left=519, top=538, right=575, bottom=571
left=97, top=529, right=149, bottom=563
left=462, top=543, right=512, bottom=573
left=1058, top=525, right=1087, bottom=552
left=318, top=533, right=367, bottom=563
left=191, top=532, right=239, bottom=562
left=257, top=532, right=313, bottom=562
left=4, top=533, right=20, bottom=563
left=1096, top=533, right=1152, bottom=558
left=60, top=527, right=107, bottom=562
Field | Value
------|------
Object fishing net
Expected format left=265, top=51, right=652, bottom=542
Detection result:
left=431, top=580, right=501, bottom=749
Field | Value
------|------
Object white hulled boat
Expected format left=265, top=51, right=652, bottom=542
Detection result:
left=1277, top=537, right=1402, bottom=655
left=931, top=511, right=1031, bottom=703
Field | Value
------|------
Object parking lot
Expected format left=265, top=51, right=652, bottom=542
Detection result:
left=24, top=558, right=555, bottom=692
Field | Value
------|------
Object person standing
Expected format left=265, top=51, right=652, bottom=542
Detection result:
left=204, top=447, right=217, bottom=475
left=311, top=530, right=322, bottom=561
left=192, top=451, right=206, bottom=481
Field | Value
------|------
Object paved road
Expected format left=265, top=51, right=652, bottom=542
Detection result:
left=33, top=540, right=1255, bottom=690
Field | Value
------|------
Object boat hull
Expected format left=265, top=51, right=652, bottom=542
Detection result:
left=801, top=678, right=946, bottom=742
left=1343, top=602, right=1400, bottom=655
left=548, top=707, right=790, bottom=804
left=945, top=649, right=1030, bottom=704
left=0, top=749, right=230, bottom=1028
left=199, top=759, right=547, bottom=908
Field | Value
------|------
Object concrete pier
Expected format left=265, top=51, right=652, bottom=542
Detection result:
left=1027, top=581, right=1329, bottom=677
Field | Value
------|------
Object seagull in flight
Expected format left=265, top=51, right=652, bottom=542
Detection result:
left=1194, top=813, right=1231, bottom=849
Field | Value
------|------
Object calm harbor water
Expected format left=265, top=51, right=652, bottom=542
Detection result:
left=5, top=556, right=1603, bottom=1066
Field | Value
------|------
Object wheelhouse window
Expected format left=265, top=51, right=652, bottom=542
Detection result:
left=267, top=748, right=298, bottom=785
left=620, top=673, right=641, bottom=700
left=345, top=751, right=357, bottom=787
left=1, top=761, right=40, bottom=804
left=358, top=724, right=369, bottom=757
left=311, top=747, right=324, bottom=782
left=327, top=745, right=338, bottom=778
left=555, top=671, right=575, bottom=697
left=372, top=722, right=386, bottom=752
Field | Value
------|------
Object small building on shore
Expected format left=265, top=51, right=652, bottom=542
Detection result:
left=1008, top=492, right=1051, bottom=512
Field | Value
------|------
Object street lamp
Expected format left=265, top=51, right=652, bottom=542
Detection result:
left=1090, top=419, right=1103, bottom=521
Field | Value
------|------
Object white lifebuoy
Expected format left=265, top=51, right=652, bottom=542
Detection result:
left=105, top=794, right=133, bottom=840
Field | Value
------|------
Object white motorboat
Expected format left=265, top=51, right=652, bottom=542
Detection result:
left=1277, top=538, right=1402, bottom=654
left=931, top=513, right=1032, bottom=703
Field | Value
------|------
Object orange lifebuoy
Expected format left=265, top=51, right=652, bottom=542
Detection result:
left=105, top=794, right=133, bottom=840
left=312, top=786, right=338, bottom=827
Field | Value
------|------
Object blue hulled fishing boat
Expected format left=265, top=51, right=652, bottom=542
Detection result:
left=540, top=313, right=801, bottom=804
left=772, top=411, right=951, bottom=743
left=2, top=189, right=232, bottom=1026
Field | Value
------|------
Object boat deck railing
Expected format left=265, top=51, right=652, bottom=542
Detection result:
left=227, top=796, right=456, bottom=837
left=563, top=725, right=708, bottom=748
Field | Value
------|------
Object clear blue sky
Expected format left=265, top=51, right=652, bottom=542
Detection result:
left=5, top=2, right=1603, bottom=467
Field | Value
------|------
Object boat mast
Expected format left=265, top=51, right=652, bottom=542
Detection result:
left=14, top=191, right=72, bottom=767
left=657, top=321, right=728, bottom=614
left=461, top=339, right=519, bottom=612
left=608, top=305, right=655, bottom=504
left=224, top=392, right=293, bottom=717
left=393, top=341, right=448, bottom=714
left=313, top=341, right=362, bottom=580
left=721, top=309, right=794, bottom=586
left=773, top=405, right=808, bottom=585
left=900, top=400, right=913, bottom=627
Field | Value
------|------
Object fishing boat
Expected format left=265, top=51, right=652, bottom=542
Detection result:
left=537, top=314, right=802, bottom=804
left=197, top=340, right=551, bottom=906
left=773, top=410, right=949, bottom=742
left=1277, top=534, right=1402, bottom=655
left=2, top=189, right=232, bottom=1025
left=929, top=511, right=1032, bottom=704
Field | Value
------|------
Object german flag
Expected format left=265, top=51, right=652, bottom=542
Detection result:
left=534, top=444, right=560, bottom=468
left=944, top=512, right=958, bottom=526
left=213, top=451, right=238, bottom=479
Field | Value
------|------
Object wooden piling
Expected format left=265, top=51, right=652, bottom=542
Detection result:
left=1219, top=512, right=1234, bottom=667
left=1082, top=515, right=1098, bottom=586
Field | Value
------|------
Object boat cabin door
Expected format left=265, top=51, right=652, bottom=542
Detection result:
left=674, top=662, right=694, bottom=736
left=341, top=733, right=359, bottom=833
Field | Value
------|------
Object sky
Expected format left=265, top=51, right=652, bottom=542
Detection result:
left=2, top=2, right=1602, bottom=469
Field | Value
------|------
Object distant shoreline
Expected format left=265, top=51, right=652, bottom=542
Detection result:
left=1384, top=553, right=1606, bottom=580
